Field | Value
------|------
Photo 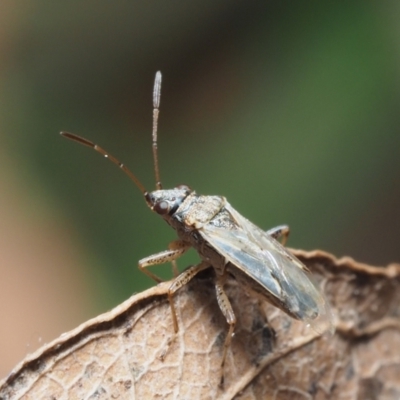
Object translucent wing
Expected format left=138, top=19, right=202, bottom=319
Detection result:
left=200, top=202, right=334, bottom=334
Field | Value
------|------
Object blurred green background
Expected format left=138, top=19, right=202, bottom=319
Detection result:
left=1, top=1, right=399, bottom=377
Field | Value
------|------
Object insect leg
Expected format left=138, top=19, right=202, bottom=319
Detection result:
left=267, top=224, right=290, bottom=246
left=138, top=240, right=190, bottom=283
left=168, top=240, right=186, bottom=277
left=171, top=260, right=180, bottom=277
left=167, top=261, right=210, bottom=332
left=214, top=272, right=236, bottom=387
left=157, top=261, right=210, bottom=362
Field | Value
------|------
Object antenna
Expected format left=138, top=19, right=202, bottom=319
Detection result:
left=60, top=71, right=166, bottom=195
left=152, top=71, right=162, bottom=190
left=60, top=132, right=147, bottom=195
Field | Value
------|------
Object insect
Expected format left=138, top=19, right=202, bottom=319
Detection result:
left=61, top=71, right=333, bottom=385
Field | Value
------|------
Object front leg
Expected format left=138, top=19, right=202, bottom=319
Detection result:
left=166, top=261, right=210, bottom=332
left=157, top=260, right=211, bottom=362
left=138, top=240, right=189, bottom=283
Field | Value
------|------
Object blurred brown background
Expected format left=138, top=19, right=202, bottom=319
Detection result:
left=1, top=1, right=399, bottom=378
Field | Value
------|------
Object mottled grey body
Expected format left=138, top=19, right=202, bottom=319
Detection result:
left=61, top=71, right=333, bottom=387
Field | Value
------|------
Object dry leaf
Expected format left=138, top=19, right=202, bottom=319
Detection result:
left=1, top=250, right=400, bottom=400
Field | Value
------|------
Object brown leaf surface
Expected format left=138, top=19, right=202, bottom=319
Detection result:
left=1, top=250, right=400, bottom=400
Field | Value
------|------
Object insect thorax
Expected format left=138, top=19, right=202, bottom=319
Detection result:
left=150, top=190, right=241, bottom=275
left=173, top=193, right=226, bottom=229
left=163, top=193, right=227, bottom=273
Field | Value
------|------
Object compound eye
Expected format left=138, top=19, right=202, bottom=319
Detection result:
left=154, top=200, right=170, bottom=215
left=175, top=184, right=191, bottom=192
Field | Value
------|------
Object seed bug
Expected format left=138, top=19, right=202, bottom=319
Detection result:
left=61, top=71, right=334, bottom=386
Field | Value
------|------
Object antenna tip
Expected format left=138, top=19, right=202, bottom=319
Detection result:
left=153, top=71, right=162, bottom=108
left=60, top=131, right=95, bottom=148
left=60, top=131, right=73, bottom=139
